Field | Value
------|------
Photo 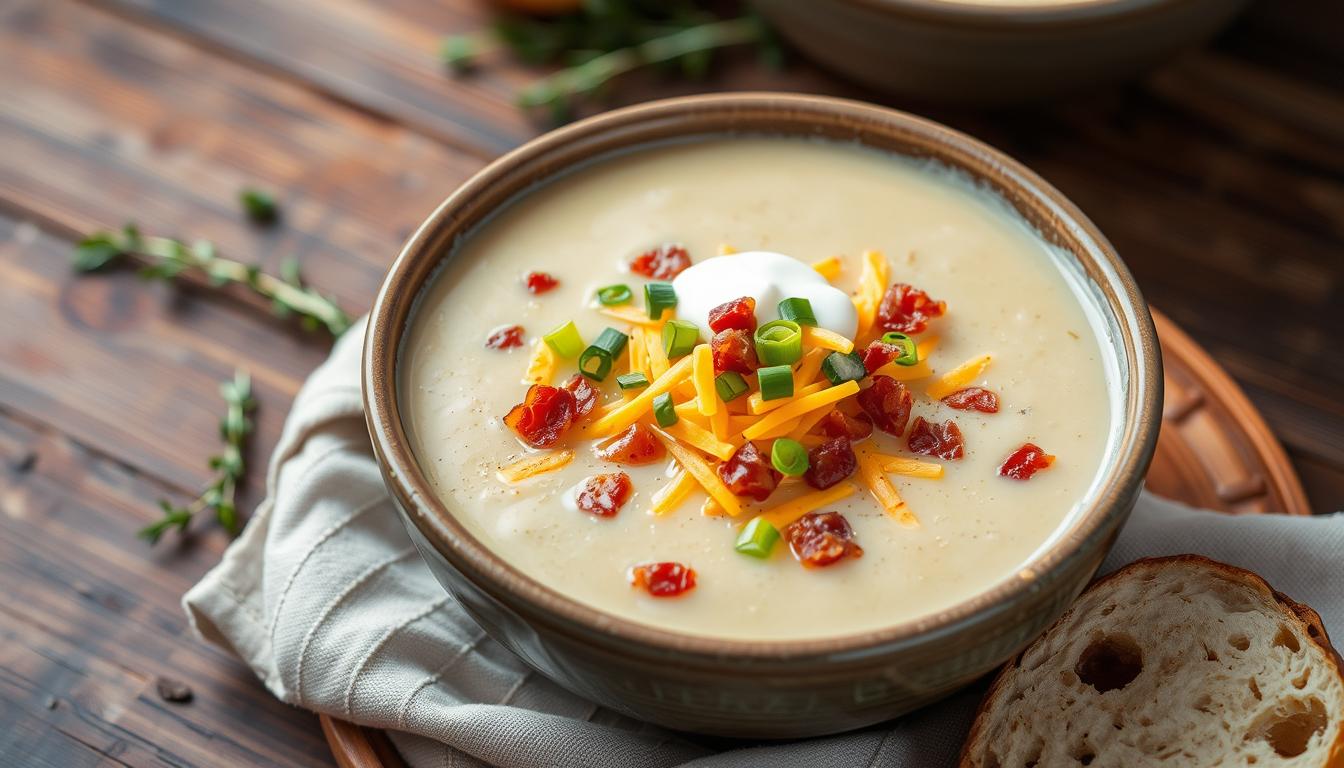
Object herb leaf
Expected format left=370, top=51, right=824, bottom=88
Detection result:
left=239, top=187, right=279, bottom=224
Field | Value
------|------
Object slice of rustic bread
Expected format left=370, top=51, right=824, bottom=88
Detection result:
left=960, top=555, right=1344, bottom=768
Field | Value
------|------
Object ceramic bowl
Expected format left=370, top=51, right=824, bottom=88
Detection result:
left=362, top=93, right=1162, bottom=739
left=754, top=0, right=1251, bottom=104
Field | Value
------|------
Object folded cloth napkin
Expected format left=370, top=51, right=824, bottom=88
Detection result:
left=185, top=318, right=1344, bottom=768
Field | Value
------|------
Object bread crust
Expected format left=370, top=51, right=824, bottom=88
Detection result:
left=957, top=554, right=1344, bottom=768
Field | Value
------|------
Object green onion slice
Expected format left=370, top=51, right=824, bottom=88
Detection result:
left=770, top=438, right=809, bottom=477
left=757, top=364, right=794, bottom=401
left=596, top=284, right=633, bottom=306
left=777, top=297, right=817, bottom=326
left=616, top=372, right=649, bottom=391
left=880, top=331, right=919, bottom=366
left=652, top=392, right=678, bottom=427
left=661, top=319, right=700, bottom=359
left=734, top=517, right=780, bottom=558
left=543, top=320, right=585, bottom=359
left=578, top=327, right=629, bottom=381
left=644, top=282, right=677, bottom=319
left=821, top=350, right=866, bottom=385
left=754, top=319, right=803, bottom=366
left=714, top=371, right=748, bottom=402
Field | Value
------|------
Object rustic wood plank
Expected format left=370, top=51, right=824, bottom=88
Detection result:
left=0, top=0, right=482, bottom=308
left=0, top=410, right=335, bottom=767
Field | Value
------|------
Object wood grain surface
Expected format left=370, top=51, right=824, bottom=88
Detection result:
left=0, top=0, right=1340, bottom=765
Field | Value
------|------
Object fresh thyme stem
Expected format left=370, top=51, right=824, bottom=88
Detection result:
left=139, top=370, right=256, bottom=544
left=72, top=223, right=352, bottom=337
left=517, top=17, right=763, bottom=109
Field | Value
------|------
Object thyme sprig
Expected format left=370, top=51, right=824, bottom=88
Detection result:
left=72, top=223, right=351, bottom=337
left=441, top=1, right=778, bottom=121
left=139, top=370, right=255, bottom=544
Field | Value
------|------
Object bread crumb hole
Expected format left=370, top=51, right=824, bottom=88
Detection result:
left=1249, top=678, right=1262, bottom=701
left=1059, top=669, right=1077, bottom=687
left=1203, top=643, right=1219, bottom=662
left=1247, top=696, right=1327, bottom=758
left=1272, top=625, right=1301, bottom=653
left=1291, top=669, right=1310, bottom=690
left=1194, top=693, right=1214, bottom=714
left=1075, top=633, right=1143, bottom=693
left=1100, top=604, right=1115, bottom=616
left=1229, top=634, right=1250, bottom=651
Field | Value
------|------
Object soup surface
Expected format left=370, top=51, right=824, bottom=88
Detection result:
left=402, top=138, right=1113, bottom=640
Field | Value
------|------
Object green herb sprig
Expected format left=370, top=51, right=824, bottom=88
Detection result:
left=72, top=223, right=351, bottom=337
left=441, top=2, right=779, bottom=122
left=139, top=370, right=255, bottom=544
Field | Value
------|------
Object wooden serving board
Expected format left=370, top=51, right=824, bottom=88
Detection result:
left=319, top=308, right=1311, bottom=768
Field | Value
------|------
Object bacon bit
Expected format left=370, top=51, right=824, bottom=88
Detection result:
left=805, top=436, right=857, bottom=491
left=784, top=511, right=863, bottom=568
left=856, top=375, right=914, bottom=437
left=876, top=283, right=946, bottom=334
left=562, top=374, right=598, bottom=420
left=503, top=384, right=575, bottom=449
left=817, top=410, right=873, bottom=441
left=943, top=386, right=1000, bottom=413
left=708, top=296, right=757, bottom=334
left=717, top=441, right=782, bottom=502
left=630, top=561, right=697, bottom=597
left=711, top=329, right=759, bottom=374
left=485, top=325, right=525, bottom=350
left=594, top=423, right=665, bottom=465
left=524, top=271, right=559, bottom=294
left=998, top=443, right=1055, bottom=480
left=860, top=340, right=901, bottom=374
left=907, top=416, right=965, bottom=460
left=575, top=472, right=633, bottom=518
left=630, top=244, right=692, bottom=280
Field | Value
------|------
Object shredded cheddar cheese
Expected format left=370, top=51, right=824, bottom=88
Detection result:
left=742, top=380, right=860, bottom=440
left=793, top=347, right=828, bottom=387
left=709, top=404, right=730, bottom=443
left=717, top=243, right=738, bottom=255
left=756, top=482, right=857, bottom=529
left=587, top=356, right=693, bottom=436
left=872, top=336, right=940, bottom=381
left=852, top=249, right=888, bottom=339
left=855, top=443, right=917, bottom=527
left=701, top=497, right=726, bottom=517
left=599, top=305, right=670, bottom=328
left=801, top=326, right=855, bottom=355
left=875, top=454, right=945, bottom=479
left=672, top=400, right=710, bottom=429
left=523, top=338, right=557, bottom=385
left=496, top=450, right=573, bottom=483
left=646, top=326, right=671, bottom=380
left=665, top=418, right=736, bottom=461
left=650, top=470, right=697, bottom=516
left=748, top=380, right=828, bottom=415
left=786, top=403, right=836, bottom=441
left=691, top=345, right=718, bottom=416
left=653, top=427, right=742, bottom=517
left=629, top=327, right=650, bottom=380
left=925, top=353, right=992, bottom=401
left=810, top=255, right=842, bottom=282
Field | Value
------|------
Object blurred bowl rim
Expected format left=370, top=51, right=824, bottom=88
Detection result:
left=830, top=0, right=1184, bottom=25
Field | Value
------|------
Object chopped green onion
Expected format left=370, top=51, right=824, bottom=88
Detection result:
left=644, top=282, right=677, bottom=319
left=661, top=319, right=699, bottom=359
left=777, top=297, right=817, bottom=326
left=616, top=372, right=649, bottom=391
left=770, top=438, right=809, bottom=477
left=881, top=331, right=919, bottom=366
left=757, top=364, right=794, bottom=401
left=734, top=517, right=780, bottom=558
left=821, top=350, right=866, bottom=385
left=754, top=319, right=803, bottom=366
left=652, top=392, right=678, bottom=427
left=578, top=327, right=628, bottom=381
left=596, top=284, right=633, bottom=306
left=715, top=372, right=748, bottom=402
left=543, top=320, right=585, bottom=358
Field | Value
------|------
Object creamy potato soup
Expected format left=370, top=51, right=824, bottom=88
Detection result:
left=402, top=138, right=1113, bottom=641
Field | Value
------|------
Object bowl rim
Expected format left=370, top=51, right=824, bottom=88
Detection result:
left=363, top=92, right=1161, bottom=662
left=827, top=0, right=1182, bottom=25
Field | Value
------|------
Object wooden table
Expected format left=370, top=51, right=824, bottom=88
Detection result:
left=0, top=1, right=1340, bottom=765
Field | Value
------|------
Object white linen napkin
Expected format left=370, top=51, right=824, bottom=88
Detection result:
left=184, top=318, right=1344, bottom=768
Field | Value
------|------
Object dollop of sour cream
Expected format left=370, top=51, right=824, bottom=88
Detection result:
left=671, top=251, right=858, bottom=340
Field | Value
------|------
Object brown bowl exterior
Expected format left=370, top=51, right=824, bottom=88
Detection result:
left=755, top=0, right=1250, bottom=104
left=363, top=93, right=1162, bottom=738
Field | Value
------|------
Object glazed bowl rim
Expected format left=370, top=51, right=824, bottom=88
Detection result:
left=363, top=92, right=1161, bottom=662
left=827, top=0, right=1182, bottom=24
